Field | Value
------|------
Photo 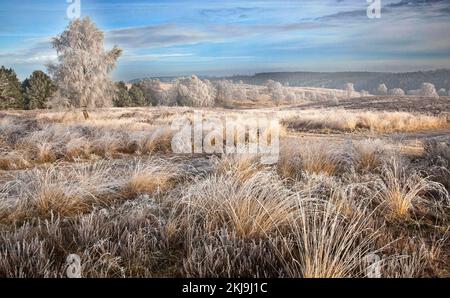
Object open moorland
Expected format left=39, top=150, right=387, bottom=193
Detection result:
left=0, top=92, right=449, bottom=278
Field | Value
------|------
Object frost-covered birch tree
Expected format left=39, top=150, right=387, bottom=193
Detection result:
left=214, top=80, right=234, bottom=107
left=345, top=83, right=354, bottom=99
left=48, top=17, right=122, bottom=118
left=377, top=83, right=388, bottom=95
left=266, top=80, right=284, bottom=103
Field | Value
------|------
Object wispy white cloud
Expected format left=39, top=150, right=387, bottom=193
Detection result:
left=106, top=24, right=211, bottom=49
left=0, top=39, right=54, bottom=65
left=121, top=53, right=193, bottom=62
left=105, top=21, right=329, bottom=50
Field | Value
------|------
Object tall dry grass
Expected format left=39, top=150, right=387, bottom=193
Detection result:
left=0, top=158, right=186, bottom=224
left=278, top=141, right=356, bottom=178
left=376, top=157, right=448, bottom=221
left=1, top=161, right=124, bottom=223
left=378, top=158, right=419, bottom=220
left=353, top=139, right=389, bottom=172
left=125, top=158, right=182, bottom=197
left=276, top=199, right=380, bottom=278
left=0, top=108, right=449, bottom=278
left=282, top=109, right=447, bottom=133
left=175, top=170, right=297, bottom=239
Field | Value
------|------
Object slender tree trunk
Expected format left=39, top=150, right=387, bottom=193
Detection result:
left=82, top=110, right=89, bottom=120
left=82, top=106, right=89, bottom=120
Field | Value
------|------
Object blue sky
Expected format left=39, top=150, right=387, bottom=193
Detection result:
left=1, top=0, right=450, bottom=80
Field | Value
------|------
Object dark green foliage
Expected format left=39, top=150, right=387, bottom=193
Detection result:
left=113, top=82, right=151, bottom=107
left=129, top=84, right=147, bottom=107
left=136, top=79, right=161, bottom=106
left=22, top=71, right=56, bottom=109
left=0, top=66, right=24, bottom=109
left=113, top=82, right=132, bottom=107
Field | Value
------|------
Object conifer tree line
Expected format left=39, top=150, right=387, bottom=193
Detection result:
left=0, top=65, right=155, bottom=110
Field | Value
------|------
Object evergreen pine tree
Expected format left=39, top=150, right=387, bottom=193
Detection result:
left=0, top=66, right=24, bottom=109
left=22, top=70, right=56, bottom=109
left=129, top=84, right=146, bottom=107
left=113, top=82, right=132, bottom=107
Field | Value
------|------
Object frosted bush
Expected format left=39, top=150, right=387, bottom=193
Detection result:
left=214, top=80, right=233, bottom=107
left=266, top=80, right=284, bottom=102
left=377, top=84, right=388, bottom=95
left=232, top=88, right=247, bottom=101
left=389, top=88, right=405, bottom=96
left=285, top=93, right=297, bottom=103
left=246, top=88, right=260, bottom=102
left=419, top=83, right=438, bottom=98
left=174, top=75, right=216, bottom=107
left=158, top=88, right=178, bottom=106
left=137, top=79, right=164, bottom=106
left=345, top=83, right=354, bottom=99
left=437, top=88, right=446, bottom=96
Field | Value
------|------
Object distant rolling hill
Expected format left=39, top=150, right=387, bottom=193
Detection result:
left=129, top=69, right=450, bottom=93
left=226, top=69, right=450, bottom=93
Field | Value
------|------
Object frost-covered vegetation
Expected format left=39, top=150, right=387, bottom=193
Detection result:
left=0, top=107, right=449, bottom=277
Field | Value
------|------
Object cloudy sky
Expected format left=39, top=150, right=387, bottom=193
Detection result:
left=1, top=0, right=449, bottom=80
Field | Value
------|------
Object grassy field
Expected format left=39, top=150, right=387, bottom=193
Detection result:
left=0, top=95, right=449, bottom=277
